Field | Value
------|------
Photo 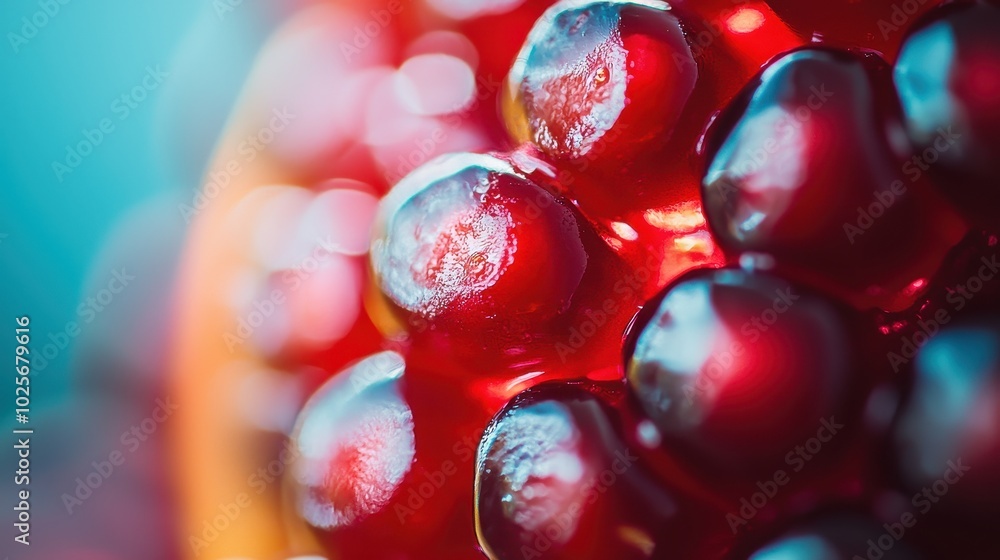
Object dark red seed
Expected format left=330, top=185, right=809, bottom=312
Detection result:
left=702, top=47, right=966, bottom=311
left=287, top=352, right=491, bottom=559
left=895, top=1, right=1000, bottom=229
left=625, top=268, right=864, bottom=477
left=475, top=381, right=729, bottom=559
left=890, top=318, right=1000, bottom=512
left=371, top=152, right=636, bottom=380
left=501, top=1, right=804, bottom=297
left=504, top=0, right=698, bottom=169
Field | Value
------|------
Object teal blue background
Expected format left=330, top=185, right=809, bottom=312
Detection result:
left=0, top=0, right=279, bottom=404
left=0, top=2, right=290, bottom=555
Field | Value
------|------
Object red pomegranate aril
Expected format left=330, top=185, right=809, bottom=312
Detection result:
left=891, top=318, right=1000, bottom=512
left=287, top=351, right=490, bottom=559
left=475, top=381, right=729, bottom=560
left=625, top=268, right=863, bottom=477
left=765, top=0, right=942, bottom=60
left=895, top=1, right=1000, bottom=229
left=502, top=0, right=799, bottom=297
left=371, top=152, right=586, bottom=326
left=370, top=152, right=636, bottom=378
left=502, top=0, right=705, bottom=224
left=702, top=47, right=966, bottom=311
left=504, top=0, right=697, bottom=169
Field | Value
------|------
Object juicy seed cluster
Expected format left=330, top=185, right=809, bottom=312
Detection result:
left=283, top=1, right=1000, bottom=558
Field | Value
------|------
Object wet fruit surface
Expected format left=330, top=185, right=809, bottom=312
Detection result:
left=625, top=268, right=859, bottom=473
left=895, top=1, right=1000, bottom=229
left=702, top=47, right=966, bottom=311
left=501, top=0, right=786, bottom=298
left=180, top=1, right=1000, bottom=558
left=474, top=381, right=727, bottom=560
left=288, top=351, right=492, bottom=559
left=372, top=153, right=587, bottom=326
left=891, top=318, right=1000, bottom=512
left=370, top=152, right=638, bottom=379
left=505, top=0, right=697, bottom=168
